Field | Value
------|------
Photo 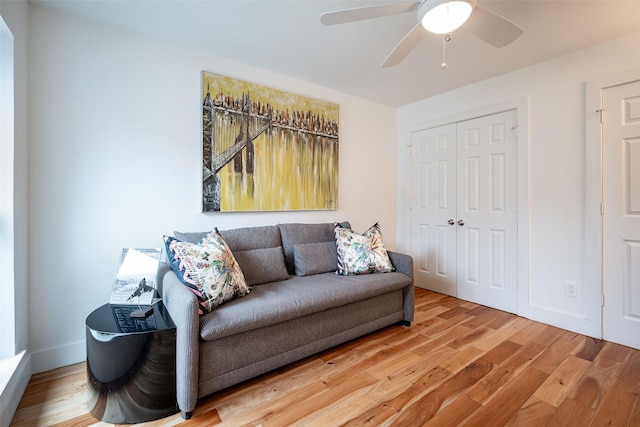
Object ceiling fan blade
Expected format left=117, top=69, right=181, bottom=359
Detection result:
left=462, top=5, right=523, bottom=48
left=382, top=23, right=426, bottom=68
left=320, top=2, right=418, bottom=25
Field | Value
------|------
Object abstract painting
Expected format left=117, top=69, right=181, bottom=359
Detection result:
left=202, top=71, right=339, bottom=212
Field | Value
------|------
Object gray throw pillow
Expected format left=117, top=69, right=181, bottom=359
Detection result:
left=293, top=241, right=338, bottom=276
left=232, top=246, right=289, bottom=286
left=278, top=222, right=350, bottom=273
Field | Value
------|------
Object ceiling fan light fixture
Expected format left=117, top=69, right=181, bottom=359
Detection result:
left=418, top=0, right=475, bottom=34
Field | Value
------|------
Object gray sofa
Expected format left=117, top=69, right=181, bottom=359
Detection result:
left=158, top=222, right=414, bottom=418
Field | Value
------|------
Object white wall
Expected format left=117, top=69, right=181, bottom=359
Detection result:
left=397, top=31, right=640, bottom=337
left=27, top=4, right=398, bottom=373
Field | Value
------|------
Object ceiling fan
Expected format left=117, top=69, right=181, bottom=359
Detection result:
left=320, top=0, right=523, bottom=68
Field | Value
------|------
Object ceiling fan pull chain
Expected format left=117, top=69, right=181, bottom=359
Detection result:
left=441, top=34, right=452, bottom=69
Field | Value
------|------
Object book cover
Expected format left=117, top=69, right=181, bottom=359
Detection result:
left=109, top=248, right=161, bottom=306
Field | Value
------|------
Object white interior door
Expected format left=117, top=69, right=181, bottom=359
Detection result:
left=456, top=111, right=518, bottom=313
left=411, top=124, right=457, bottom=296
left=410, top=110, right=518, bottom=314
left=603, top=80, right=640, bottom=349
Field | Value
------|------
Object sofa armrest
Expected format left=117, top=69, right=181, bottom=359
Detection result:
left=388, top=251, right=414, bottom=324
left=158, top=262, right=200, bottom=415
left=388, top=250, right=413, bottom=279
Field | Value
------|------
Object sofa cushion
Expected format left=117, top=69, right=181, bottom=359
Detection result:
left=293, top=241, right=337, bottom=276
left=173, top=230, right=209, bottom=244
left=163, top=230, right=251, bottom=314
left=278, top=222, right=350, bottom=274
left=233, top=247, right=289, bottom=285
left=198, top=271, right=412, bottom=341
left=219, top=226, right=282, bottom=251
left=173, top=226, right=287, bottom=287
left=174, top=225, right=282, bottom=251
left=334, top=222, right=395, bottom=275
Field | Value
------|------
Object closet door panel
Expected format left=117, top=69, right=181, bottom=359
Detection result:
left=456, top=111, right=518, bottom=313
left=411, top=124, right=457, bottom=296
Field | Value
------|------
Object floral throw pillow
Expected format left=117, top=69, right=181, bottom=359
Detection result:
left=334, top=222, right=394, bottom=275
left=163, top=229, right=250, bottom=314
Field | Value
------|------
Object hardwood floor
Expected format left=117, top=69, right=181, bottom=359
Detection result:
left=11, top=288, right=640, bottom=426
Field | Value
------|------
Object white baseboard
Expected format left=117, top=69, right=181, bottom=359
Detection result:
left=0, top=350, right=31, bottom=427
left=31, top=340, right=85, bottom=374
left=0, top=342, right=86, bottom=427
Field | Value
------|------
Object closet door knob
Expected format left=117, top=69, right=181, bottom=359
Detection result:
left=448, top=219, right=455, bottom=225
left=457, top=220, right=465, bottom=226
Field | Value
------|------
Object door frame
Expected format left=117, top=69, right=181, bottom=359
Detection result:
left=586, top=67, right=640, bottom=340
left=403, top=97, right=530, bottom=315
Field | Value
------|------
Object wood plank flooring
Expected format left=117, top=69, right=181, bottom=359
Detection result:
left=10, top=288, right=640, bottom=426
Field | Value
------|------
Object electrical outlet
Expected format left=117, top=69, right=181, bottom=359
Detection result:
left=565, top=280, right=578, bottom=298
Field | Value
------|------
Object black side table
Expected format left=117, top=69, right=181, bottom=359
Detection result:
left=86, top=302, right=178, bottom=423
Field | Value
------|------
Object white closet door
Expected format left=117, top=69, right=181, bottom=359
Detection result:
left=410, top=110, right=518, bottom=313
left=602, top=80, right=640, bottom=349
left=411, top=124, right=458, bottom=296
left=455, top=111, right=518, bottom=313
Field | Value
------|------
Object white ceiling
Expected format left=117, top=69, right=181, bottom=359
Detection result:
left=33, top=0, right=640, bottom=107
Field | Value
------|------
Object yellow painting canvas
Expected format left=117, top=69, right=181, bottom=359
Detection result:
left=202, top=71, right=339, bottom=212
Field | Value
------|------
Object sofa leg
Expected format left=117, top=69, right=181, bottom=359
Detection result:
left=181, top=411, right=193, bottom=420
left=401, top=320, right=411, bottom=327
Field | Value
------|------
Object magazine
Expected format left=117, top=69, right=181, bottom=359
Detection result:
left=109, top=248, right=161, bottom=305
left=111, top=305, right=158, bottom=332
